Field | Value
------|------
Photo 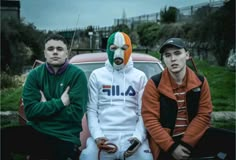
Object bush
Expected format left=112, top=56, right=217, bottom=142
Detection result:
left=1, top=72, right=24, bottom=89
left=227, top=49, right=236, bottom=71
left=1, top=87, right=23, bottom=111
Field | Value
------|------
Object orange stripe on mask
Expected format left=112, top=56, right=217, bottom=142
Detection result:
left=122, top=32, right=132, bottom=65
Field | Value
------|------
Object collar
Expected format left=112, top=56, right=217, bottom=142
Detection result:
left=169, top=71, right=187, bottom=90
left=158, top=67, right=202, bottom=100
left=46, top=60, right=69, bottom=75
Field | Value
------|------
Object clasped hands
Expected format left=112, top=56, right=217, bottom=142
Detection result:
left=172, top=144, right=191, bottom=160
left=95, top=137, right=141, bottom=158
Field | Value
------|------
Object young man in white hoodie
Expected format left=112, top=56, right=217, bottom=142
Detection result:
left=80, top=32, right=153, bottom=160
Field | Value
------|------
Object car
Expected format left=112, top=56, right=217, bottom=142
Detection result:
left=18, top=52, right=164, bottom=155
left=69, top=52, right=164, bottom=80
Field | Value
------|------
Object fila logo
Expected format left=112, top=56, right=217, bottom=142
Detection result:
left=102, top=85, right=136, bottom=96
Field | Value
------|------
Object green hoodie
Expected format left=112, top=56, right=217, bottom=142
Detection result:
left=23, top=63, right=88, bottom=145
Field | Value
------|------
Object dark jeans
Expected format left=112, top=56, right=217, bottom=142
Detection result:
left=1, top=125, right=79, bottom=160
left=158, top=127, right=235, bottom=160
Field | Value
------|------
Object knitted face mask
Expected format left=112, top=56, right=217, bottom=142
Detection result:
left=106, top=32, right=132, bottom=70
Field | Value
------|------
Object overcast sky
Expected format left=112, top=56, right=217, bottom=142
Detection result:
left=21, top=0, right=213, bottom=31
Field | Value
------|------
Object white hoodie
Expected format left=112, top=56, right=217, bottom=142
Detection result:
left=87, top=57, right=148, bottom=143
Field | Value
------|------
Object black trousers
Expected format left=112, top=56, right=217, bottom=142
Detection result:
left=158, top=127, right=235, bottom=160
left=1, top=125, right=79, bottom=160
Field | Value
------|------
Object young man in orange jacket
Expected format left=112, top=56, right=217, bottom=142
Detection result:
left=141, top=38, right=235, bottom=160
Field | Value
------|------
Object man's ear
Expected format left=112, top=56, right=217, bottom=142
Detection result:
left=65, top=47, right=69, bottom=57
left=44, top=50, right=47, bottom=59
left=186, top=51, right=190, bottom=60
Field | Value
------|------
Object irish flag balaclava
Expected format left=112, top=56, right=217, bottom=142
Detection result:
left=106, top=32, right=132, bottom=70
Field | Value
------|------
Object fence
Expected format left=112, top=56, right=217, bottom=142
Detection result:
left=71, top=48, right=149, bottom=55
left=58, top=0, right=224, bottom=38
left=114, top=0, right=224, bottom=27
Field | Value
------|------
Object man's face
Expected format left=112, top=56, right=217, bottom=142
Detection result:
left=44, top=39, right=68, bottom=66
left=109, top=44, right=129, bottom=70
left=107, top=32, right=132, bottom=70
left=163, top=47, right=189, bottom=74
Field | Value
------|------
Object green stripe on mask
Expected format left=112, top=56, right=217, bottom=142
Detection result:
left=106, top=32, right=116, bottom=65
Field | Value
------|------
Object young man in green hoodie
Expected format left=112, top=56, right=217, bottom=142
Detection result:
left=1, top=34, right=88, bottom=160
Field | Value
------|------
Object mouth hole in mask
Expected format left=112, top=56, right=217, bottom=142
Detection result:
left=114, top=57, right=123, bottom=65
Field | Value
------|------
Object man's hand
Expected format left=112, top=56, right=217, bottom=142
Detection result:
left=95, top=137, right=117, bottom=153
left=40, top=90, right=47, bottom=102
left=124, top=137, right=141, bottom=158
left=172, top=144, right=191, bottom=160
left=61, top=86, right=70, bottom=106
left=95, top=137, right=108, bottom=147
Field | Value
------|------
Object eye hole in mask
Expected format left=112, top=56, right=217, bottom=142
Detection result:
left=121, top=44, right=129, bottom=50
left=110, top=45, right=118, bottom=51
left=110, top=44, right=129, bottom=51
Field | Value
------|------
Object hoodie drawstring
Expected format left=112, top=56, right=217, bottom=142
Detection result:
left=111, top=69, right=114, bottom=106
left=123, top=71, right=126, bottom=105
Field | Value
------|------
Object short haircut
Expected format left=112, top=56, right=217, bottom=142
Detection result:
left=44, top=33, right=68, bottom=46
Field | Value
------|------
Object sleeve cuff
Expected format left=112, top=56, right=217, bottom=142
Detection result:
left=55, top=98, right=65, bottom=110
left=92, top=130, right=105, bottom=140
left=167, top=142, right=179, bottom=154
left=179, top=140, right=193, bottom=152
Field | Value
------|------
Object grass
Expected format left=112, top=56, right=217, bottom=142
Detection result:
left=212, top=120, right=235, bottom=131
left=193, top=59, right=235, bottom=111
left=1, top=114, right=20, bottom=128
left=1, top=87, right=23, bottom=111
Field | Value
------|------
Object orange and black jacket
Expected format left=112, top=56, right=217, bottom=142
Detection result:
left=141, top=67, right=212, bottom=160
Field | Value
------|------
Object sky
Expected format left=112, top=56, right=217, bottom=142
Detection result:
left=21, top=0, right=212, bottom=31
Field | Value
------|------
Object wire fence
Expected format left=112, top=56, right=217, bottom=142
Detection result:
left=114, top=0, right=224, bottom=26
left=58, top=0, right=224, bottom=34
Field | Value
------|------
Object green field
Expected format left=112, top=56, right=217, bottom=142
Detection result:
left=194, top=59, right=235, bottom=111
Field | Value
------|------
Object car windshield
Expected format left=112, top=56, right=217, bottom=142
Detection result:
left=74, top=62, right=163, bottom=79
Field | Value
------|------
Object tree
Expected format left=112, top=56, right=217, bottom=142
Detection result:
left=1, top=18, right=24, bottom=74
left=193, top=6, right=211, bottom=21
left=129, top=31, right=139, bottom=48
left=111, top=24, right=130, bottom=35
left=209, top=0, right=235, bottom=66
left=189, top=0, right=235, bottom=65
left=136, top=22, right=160, bottom=48
left=160, top=6, right=179, bottom=23
left=1, top=18, right=46, bottom=74
left=156, top=23, right=186, bottom=48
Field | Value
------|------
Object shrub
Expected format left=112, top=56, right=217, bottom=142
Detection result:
left=1, top=72, right=24, bottom=89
